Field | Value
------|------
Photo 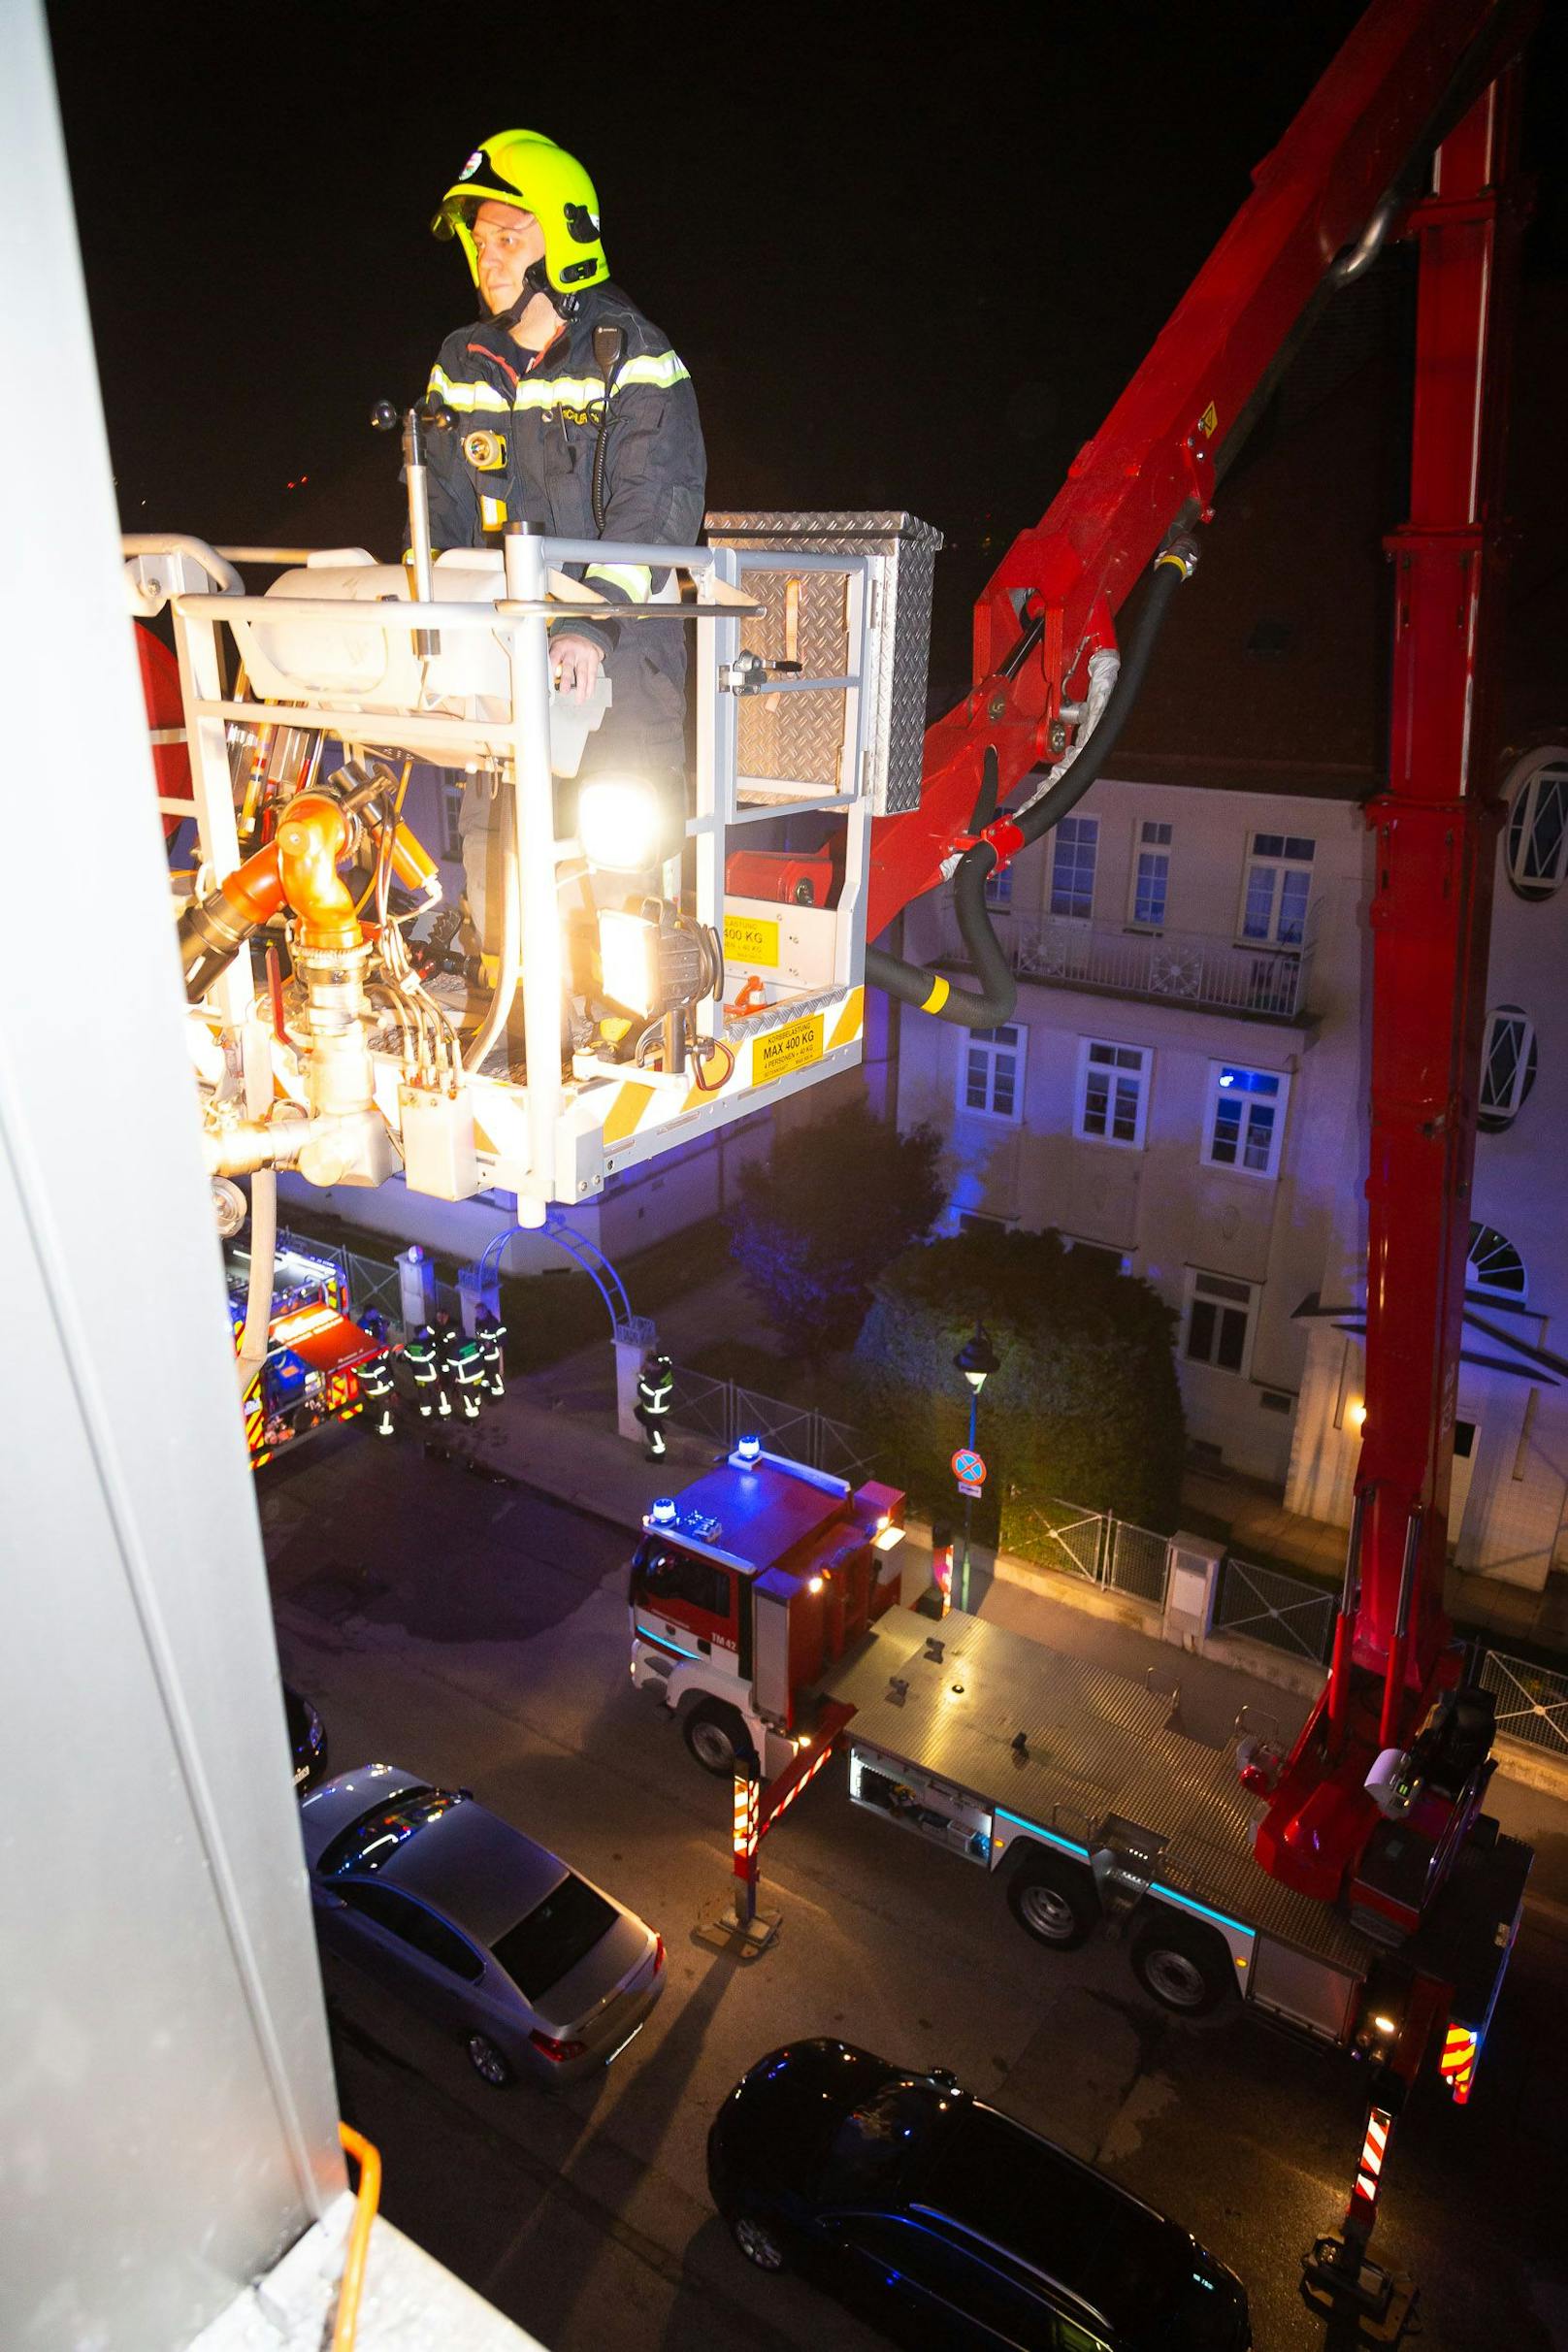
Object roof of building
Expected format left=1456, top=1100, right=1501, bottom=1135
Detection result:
left=1102, top=274, right=1565, bottom=801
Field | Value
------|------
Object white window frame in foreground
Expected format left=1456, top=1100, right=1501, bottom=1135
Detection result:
left=1201, top=1062, right=1290, bottom=1179
left=1183, top=1269, right=1256, bottom=1377
left=1239, top=832, right=1315, bottom=947
left=961, top=1023, right=1026, bottom=1123
left=1074, top=1038, right=1152, bottom=1150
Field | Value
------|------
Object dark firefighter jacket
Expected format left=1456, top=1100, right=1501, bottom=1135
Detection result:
left=425, top=284, right=706, bottom=757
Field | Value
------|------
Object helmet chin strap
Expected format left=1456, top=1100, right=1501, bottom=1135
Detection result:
left=490, top=259, right=577, bottom=328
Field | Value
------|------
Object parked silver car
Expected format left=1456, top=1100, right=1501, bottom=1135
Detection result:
left=301, top=1763, right=665, bottom=2084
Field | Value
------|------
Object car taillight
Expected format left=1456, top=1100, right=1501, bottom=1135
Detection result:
left=652, top=1935, right=666, bottom=1974
left=529, top=2029, right=588, bottom=2064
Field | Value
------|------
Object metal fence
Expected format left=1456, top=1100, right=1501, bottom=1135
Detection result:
left=1030, top=1496, right=1174, bottom=1608
left=1478, top=1648, right=1568, bottom=1759
left=669, top=1364, right=880, bottom=1485
left=1108, top=1517, right=1172, bottom=1606
left=1035, top=1498, right=1108, bottom=1584
left=1214, top=1555, right=1337, bottom=1664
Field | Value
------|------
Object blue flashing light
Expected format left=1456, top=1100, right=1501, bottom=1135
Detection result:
left=649, top=1496, right=677, bottom=1526
left=736, top=1433, right=762, bottom=1464
left=407, top=1244, right=424, bottom=1262
left=994, top=1806, right=1087, bottom=1858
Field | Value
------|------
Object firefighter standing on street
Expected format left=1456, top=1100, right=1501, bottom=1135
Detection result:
left=636, top=1351, right=673, bottom=1461
left=474, top=1306, right=506, bottom=1399
left=423, top=130, right=706, bottom=965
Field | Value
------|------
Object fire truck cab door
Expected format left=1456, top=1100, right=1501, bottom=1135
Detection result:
left=629, top=1536, right=739, bottom=1659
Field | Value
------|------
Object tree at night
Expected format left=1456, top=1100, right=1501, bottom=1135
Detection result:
left=851, top=1226, right=1185, bottom=1542
left=726, top=1100, right=944, bottom=1363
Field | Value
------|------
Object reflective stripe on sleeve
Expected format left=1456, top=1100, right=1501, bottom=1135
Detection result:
left=586, top=563, right=652, bottom=601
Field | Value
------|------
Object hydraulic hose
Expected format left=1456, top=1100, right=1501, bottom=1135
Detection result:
left=868, top=542, right=1193, bottom=1029
left=462, top=781, right=522, bottom=1074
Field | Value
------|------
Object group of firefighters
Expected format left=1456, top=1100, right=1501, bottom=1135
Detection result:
left=359, top=1308, right=506, bottom=1442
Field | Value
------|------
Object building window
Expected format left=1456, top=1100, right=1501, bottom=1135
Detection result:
left=1240, top=833, right=1314, bottom=946
left=1184, top=1270, right=1255, bottom=1374
left=1477, top=1006, right=1538, bottom=1132
left=1074, top=1038, right=1151, bottom=1149
left=1467, top=1222, right=1526, bottom=1301
left=1050, top=815, right=1098, bottom=920
left=962, top=1024, right=1025, bottom=1121
left=1202, top=1062, right=1290, bottom=1178
left=1505, top=748, right=1568, bottom=901
left=1129, top=820, right=1171, bottom=929
left=1065, top=1237, right=1128, bottom=1273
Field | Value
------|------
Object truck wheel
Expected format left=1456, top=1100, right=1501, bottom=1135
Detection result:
left=1130, top=1919, right=1233, bottom=2015
left=1006, top=1853, right=1099, bottom=1950
left=683, top=1703, right=753, bottom=1776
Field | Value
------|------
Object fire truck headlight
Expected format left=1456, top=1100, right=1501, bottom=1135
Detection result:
left=1372, top=2013, right=1397, bottom=2037
left=598, top=908, right=663, bottom=1015
left=578, top=777, right=662, bottom=873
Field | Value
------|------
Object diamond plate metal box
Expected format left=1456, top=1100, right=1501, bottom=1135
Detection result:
left=703, top=511, right=943, bottom=814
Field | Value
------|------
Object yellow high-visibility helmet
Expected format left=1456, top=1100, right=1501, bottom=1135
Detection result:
left=432, top=130, right=608, bottom=295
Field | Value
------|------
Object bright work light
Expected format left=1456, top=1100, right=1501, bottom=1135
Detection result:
left=577, top=777, right=661, bottom=872
left=598, top=908, right=663, bottom=1015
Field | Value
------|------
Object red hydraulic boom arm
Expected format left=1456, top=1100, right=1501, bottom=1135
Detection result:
left=866, top=0, right=1528, bottom=941
left=866, top=0, right=1533, bottom=1917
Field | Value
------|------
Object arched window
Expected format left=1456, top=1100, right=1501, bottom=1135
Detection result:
left=1505, top=747, right=1568, bottom=901
left=1468, top=1222, right=1526, bottom=1300
left=1477, top=1005, right=1538, bottom=1133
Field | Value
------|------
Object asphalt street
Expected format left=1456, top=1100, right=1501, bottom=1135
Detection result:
left=262, top=1425, right=1568, bottom=2352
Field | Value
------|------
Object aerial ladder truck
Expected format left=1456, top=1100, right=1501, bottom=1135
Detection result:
left=625, top=0, right=1541, bottom=2330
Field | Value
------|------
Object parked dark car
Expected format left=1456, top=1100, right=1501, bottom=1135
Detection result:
left=284, top=1684, right=329, bottom=1793
left=708, top=2041, right=1250, bottom=2351
left=300, top=1764, right=664, bottom=2084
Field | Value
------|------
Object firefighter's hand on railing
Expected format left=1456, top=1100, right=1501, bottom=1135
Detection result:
left=550, top=633, right=604, bottom=703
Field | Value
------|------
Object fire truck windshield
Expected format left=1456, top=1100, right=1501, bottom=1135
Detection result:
left=631, top=1538, right=730, bottom=1619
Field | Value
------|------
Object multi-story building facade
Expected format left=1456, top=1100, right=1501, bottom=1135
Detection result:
left=892, top=287, right=1568, bottom=1593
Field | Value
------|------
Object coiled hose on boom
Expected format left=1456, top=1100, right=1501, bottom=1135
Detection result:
left=866, top=540, right=1195, bottom=1028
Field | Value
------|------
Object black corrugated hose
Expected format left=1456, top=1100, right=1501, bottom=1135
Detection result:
left=866, top=540, right=1195, bottom=1029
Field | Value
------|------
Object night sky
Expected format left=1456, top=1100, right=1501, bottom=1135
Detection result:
left=48, top=1, right=1566, bottom=700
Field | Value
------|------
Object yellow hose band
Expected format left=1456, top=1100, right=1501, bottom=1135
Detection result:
left=921, top=974, right=951, bottom=1013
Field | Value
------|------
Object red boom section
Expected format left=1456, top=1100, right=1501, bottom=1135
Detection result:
left=1254, top=69, right=1526, bottom=1902
left=866, top=0, right=1523, bottom=941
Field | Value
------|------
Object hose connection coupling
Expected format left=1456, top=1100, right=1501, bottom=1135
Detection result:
left=1157, top=534, right=1202, bottom=580
left=949, top=815, right=1027, bottom=880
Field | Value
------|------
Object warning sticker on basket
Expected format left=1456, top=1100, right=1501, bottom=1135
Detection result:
left=753, top=1016, right=825, bottom=1085
left=724, top=913, right=780, bottom=967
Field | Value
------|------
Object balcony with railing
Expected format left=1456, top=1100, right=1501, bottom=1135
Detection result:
left=927, top=904, right=1321, bottom=1024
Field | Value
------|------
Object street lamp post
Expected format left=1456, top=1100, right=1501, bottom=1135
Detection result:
left=953, top=1323, right=999, bottom=1613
